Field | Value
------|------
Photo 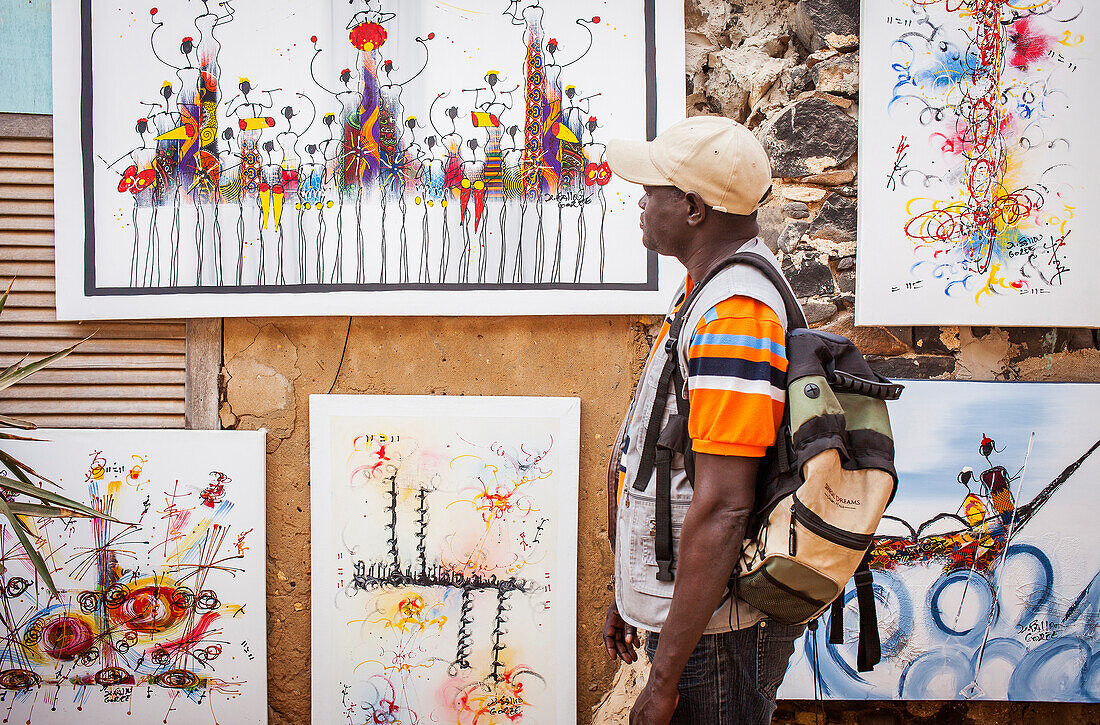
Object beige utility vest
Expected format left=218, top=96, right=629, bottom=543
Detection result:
left=613, top=239, right=791, bottom=633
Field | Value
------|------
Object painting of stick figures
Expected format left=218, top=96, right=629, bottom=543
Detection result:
left=52, top=1, right=685, bottom=319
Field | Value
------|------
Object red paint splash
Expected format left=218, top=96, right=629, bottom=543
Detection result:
left=154, top=611, right=221, bottom=654
left=1009, top=18, right=1054, bottom=71
left=931, top=113, right=1014, bottom=157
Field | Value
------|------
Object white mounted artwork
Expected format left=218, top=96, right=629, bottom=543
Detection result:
left=0, top=429, right=267, bottom=724
left=855, top=1, right=1100, bottom=326
left=780, top=381, right=1100, bottom=702
left=51, top=0, right=685, bottom=320
left=310, top=395, right=579, bottom=724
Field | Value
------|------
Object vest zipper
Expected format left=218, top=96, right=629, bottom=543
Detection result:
left=791, top=497, right=874, bottom=551
left=789, top=505, right=797, bottom=556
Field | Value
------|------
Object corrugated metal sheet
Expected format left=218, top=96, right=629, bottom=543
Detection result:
left=0, top=119, right=187, bottom=428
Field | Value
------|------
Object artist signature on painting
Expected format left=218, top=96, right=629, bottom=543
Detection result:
left=1018, top=619, right=1061, bottom=643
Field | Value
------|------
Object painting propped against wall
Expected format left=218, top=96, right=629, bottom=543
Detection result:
left=0, top=429, right=267, bottom=724
left=310, top=395, right=579, bottom=725
left=779, top=381, right=1100, bottom=702
left=855, top=1, right=1100, bottom=326
left=51, top=0, right=685, bottom=320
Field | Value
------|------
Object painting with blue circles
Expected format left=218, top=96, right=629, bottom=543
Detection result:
left=779, top=380, right=1100, bottom=702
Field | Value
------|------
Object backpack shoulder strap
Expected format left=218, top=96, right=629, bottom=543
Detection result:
left=728, top=251, right=808, bottom=330
left=630, top=259, right=735, bottom=494
left=632, top=249, right=805, bottom=494
left=638, top=250, right=806, bottom=583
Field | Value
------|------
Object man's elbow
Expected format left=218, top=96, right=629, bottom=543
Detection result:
left=691, top=500, right=752, bottom=536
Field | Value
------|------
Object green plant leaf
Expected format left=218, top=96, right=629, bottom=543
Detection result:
left=0, top=414, right=36, bottom=430
left=0, top=339, right=87, bottom=393
left=0, top=475, right=126, bottom=524
left=0, top=357, right=29, bottom=381
left=0, top=496, right=58, bottom=598
left=8, top=502, right=91, bottom=518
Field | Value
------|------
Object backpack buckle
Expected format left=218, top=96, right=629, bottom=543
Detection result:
left=664, top=336, right=676, bottom=356
left=656, top=559, right=674, bottom=582
left=776, top=425, right=794, bottom=474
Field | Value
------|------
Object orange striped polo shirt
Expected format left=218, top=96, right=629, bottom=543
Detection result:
left=651, top=289, right=787, bottom=457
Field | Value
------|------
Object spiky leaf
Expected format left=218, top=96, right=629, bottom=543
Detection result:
left=0, top=357, right=28, bottom=381
left=0, top=433, right=43, bottom=444
left=0, top=414, right=36, bottom=431
left=0, top=496, right=58, bottom=598
left=0, top=475, right=126, bottom=524
left=0, top=449, right=52, bottom=487
left=8, top=502, right=91, bottom=519
left=0, top=279, right=11, bottom=317
left=0, top=339, right=86, bottom=393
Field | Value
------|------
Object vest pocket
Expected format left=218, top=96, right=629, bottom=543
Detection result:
left=627, top=492, right=690, bottom=597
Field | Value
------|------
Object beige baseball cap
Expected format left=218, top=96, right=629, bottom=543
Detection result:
left=606, top=115, right=772, bottom=215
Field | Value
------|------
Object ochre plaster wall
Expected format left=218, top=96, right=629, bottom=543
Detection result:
left=220, top=315, right=655, bottom=723
left=219, top=319, right=1100, bottom=725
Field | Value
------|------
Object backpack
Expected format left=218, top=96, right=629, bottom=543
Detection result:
left=634, top=250, right=903, bottom=673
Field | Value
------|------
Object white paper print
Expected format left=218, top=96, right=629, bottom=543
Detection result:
left=310, top=395, right=579, bottom=725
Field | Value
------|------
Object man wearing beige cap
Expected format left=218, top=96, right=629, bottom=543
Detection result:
left=602, top=116, right=804, bottom=724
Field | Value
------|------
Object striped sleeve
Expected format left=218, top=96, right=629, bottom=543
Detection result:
left=686, top=296, right=787, bottom=457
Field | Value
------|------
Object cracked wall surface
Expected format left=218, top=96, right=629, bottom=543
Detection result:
left=222, top=316, right=653, bottom=724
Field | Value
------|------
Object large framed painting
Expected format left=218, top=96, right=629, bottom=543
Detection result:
left=780, top=381, right=1100, bottom=702
left=51, top=1, right=685, bottom=319
left=855, top=1, right=1099, bottom=326
left=0, top=429, right=267, bottom=723
left=310, top=395, right=579, bottom=724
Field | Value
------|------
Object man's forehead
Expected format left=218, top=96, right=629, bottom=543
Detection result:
left=642, top=184, right=686, bottom=197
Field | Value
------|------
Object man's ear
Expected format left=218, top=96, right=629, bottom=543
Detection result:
left=684, top=191, right=707, bottom=227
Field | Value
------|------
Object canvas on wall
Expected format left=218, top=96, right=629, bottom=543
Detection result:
left=779, top=381, right=1100, bottom=702
left=0, top=429, right=267, bottom=723
left=855, top=1, right=1099, bottom=326
left=51, top=0, right=685, bottom=320
left=310, top=395, right=579, bottom=724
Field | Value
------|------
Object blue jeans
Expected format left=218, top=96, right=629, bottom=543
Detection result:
left=644, top=619, right=804, bottom=724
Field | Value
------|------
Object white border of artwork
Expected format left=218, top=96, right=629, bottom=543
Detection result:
left=308, top=394, right=579, bottom=725
left=854, top=1, right=1100, bottom=327
left=0, top=428, right=268, bottom=724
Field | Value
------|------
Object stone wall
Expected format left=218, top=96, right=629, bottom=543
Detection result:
left=592, top=1, right=1100, bottom=722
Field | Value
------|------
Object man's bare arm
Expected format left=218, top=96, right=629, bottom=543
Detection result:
left=632, top=452, right=758, bottom=719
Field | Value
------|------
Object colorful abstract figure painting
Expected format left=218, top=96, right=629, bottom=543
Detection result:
left=856, top=1, right=1100, bottom=326
left=779, top=381, right=1100, bottom=701
left=0, top=429, right=267, bottom=723
left=310, top=395, right=578, bottom=724
left=51, top=0, right=685, bottom=320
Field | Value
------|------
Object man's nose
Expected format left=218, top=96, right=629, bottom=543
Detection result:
left=637, top=196, right=646, bottom=210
